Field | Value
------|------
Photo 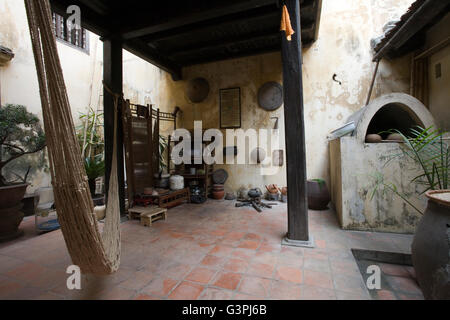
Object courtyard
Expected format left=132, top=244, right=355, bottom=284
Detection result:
left=0, top=201, right=422, bottom=300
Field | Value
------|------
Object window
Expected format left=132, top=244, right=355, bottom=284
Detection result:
left=52, top=12, right=89, bottom=53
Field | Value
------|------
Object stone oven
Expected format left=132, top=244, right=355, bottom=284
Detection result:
left=329, top=93, right=436, bottom=233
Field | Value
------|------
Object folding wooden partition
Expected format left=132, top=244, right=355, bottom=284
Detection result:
left=121, top=101, right=178, bottom=205
left=121, top=100, right=154, bottom=202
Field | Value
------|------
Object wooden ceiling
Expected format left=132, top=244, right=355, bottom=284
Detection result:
left=50, top=0, right=322, bottom=79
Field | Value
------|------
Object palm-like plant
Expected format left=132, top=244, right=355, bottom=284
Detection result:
left=394, top=126, right=449, bottom=192
left=371, top=126, right=449, bottom=215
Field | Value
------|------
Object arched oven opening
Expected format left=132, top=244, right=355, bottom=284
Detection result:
left=365, top=103, right=425, bottom=140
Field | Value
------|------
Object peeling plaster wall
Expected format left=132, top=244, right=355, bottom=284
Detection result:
left=302, top=0, right=415, bottom=183
left=0, top=0, right=420, bottom=203
left=162, top=0, right=416, bottom=194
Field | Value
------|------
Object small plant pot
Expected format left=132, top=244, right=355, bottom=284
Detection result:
left=307, top=179, right=331, bottom=210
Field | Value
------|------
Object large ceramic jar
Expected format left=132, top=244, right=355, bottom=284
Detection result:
left=411, top=190, right=450, bottom=300
left=0, top=184, right=28, bottom=241
left=307, top=179, right=331, bottom=210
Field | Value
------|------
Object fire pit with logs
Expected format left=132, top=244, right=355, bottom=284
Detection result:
left=235, top=188, right=277, bottom=212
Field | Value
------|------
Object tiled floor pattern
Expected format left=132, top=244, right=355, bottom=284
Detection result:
left=0, top=200, right=421, bottom=300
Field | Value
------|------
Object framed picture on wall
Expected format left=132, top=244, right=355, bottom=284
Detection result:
left=220, top=87, right=241, bottom=129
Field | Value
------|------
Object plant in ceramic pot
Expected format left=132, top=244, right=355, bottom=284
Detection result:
left=371, top=126, right=449, bottom=299
left=84, top=154, right=105, bottom=197
left=0, top=104, right=46, bottom=241
left=307, top=179, right=331, bottom=210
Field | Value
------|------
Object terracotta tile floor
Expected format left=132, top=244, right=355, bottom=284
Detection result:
left=0, top=200, right=421, bottom=300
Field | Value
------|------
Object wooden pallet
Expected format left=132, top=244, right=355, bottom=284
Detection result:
left=128, top=206, right=167, bottom=227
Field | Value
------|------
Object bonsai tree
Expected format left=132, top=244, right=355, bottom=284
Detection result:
left=0, top=104, right=46, bottom=186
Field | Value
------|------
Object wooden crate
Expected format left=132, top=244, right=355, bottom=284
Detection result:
left=128, top=206, right=167, bottom=224
left=141, top=209, right=167, bottom=227
left=155, top=188, right=190, bottom=209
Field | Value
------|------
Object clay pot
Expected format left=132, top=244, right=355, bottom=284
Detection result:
left=307, top=180, right=331, bottom=210
left=265, top=184, right=278, bottom=194
left=365, top=134, right=382, bottom=143
left=411, top=190, right=450, bottom=300
left=248, top=188, right=263, bottom=199
left=0, top=184, right=28, bottom=242
left=387, top=133, right=404, bottom=142
left=212, top=184, right=225, bottom=200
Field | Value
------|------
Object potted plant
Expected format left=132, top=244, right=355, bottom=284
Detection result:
left=372, top=126, right=449, bottom=299
left=307, top=178, right=331, bottom=210
left=84, top=154, right=105, bottom=197
left=0, top=104, right=46, bottom=241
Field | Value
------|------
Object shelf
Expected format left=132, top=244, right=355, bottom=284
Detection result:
left=179, top=173, right=212, bottom=179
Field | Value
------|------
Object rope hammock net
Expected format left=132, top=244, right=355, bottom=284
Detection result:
left=24, top=0, right=121, bottom=275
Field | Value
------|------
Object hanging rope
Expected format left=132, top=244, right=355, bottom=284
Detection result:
left=24, top=0, right=121, bottom=275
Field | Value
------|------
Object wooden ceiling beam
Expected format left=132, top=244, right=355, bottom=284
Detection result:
left=121, top=0, right=277, bottom=40
left=143, top=8, right=280, bottom=45
left=122, top=39, right=182, bottom=80
left=169, top=31, right=280, bottom=58
left=180, top=43, right=281, bottom=67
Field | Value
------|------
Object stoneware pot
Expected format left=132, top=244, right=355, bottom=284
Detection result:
left=0, top=183, right=28, bottom=242
left=307, top=180, right=331, bottom=210
left=411, top=190, right=450, bottom=300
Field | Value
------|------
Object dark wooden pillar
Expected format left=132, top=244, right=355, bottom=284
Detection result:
left=103, top=37, right=126, bottom=216
left=281, top=0, right=312, bottom=246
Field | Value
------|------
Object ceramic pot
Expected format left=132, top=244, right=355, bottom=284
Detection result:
left=88, top=179, right=96, bottom=196
left=248, top=188, right=262, bottom=199
left=0, top=184, right=28, bottom=242
left=307, top=180, right=331, bottom=210
left=411, top=190, right=450, bottom=300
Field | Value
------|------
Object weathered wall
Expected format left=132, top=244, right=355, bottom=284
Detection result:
left=1, top=0, right=421, bottom=201
left=0, top=0, right=172, bottom=191
left=164, top=0, right=416, bottom=194
left=426, top=12, right=450, bottom=131
left=177, top=53, right=286, bottom=193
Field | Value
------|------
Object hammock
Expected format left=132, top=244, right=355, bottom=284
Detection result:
left=24, top=0, right=121, bottom=275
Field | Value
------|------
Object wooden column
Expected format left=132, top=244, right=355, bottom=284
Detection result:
left=281, top=0, right=312, bottom=246
left=104, top=37, right=126, bottom=216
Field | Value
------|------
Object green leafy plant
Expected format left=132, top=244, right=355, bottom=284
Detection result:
left=84, top=154, right=105, bottom=196
left=0, top=104, right=46, bottom=186
left=371, top=126, right=449, bottom=214
left=76, top=107, right=104, bottom=158
left=84, top=154, right=105, bottom=181
left=311, top=178, right=326, bottom=189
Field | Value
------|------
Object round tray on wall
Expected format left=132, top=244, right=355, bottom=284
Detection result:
left=186, top=77, right=210, bottom=103
left=258, top=81, right=283, bottom=111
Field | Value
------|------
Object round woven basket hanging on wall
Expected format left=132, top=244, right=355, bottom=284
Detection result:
left=258, top=81, right=283, bottom=111
left=186, top=77, right=210, bottom=103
